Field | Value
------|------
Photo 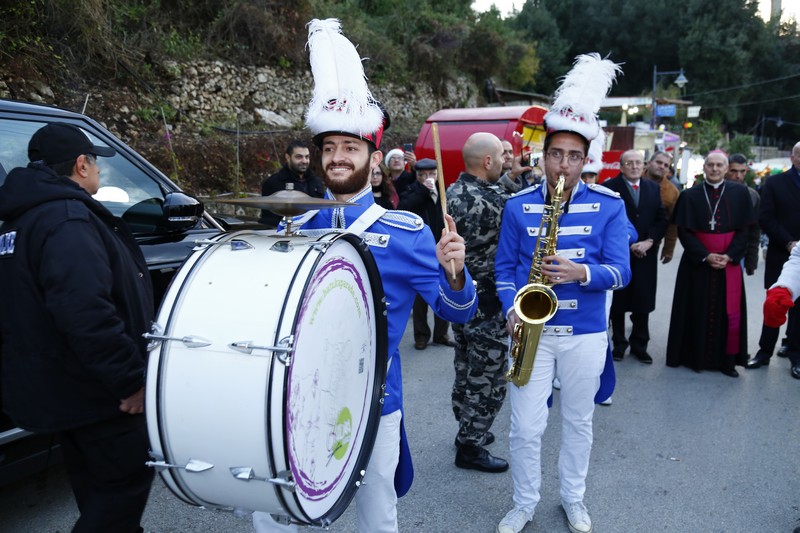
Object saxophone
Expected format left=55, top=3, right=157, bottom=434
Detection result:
left=506, top=175, right=565, bottom=387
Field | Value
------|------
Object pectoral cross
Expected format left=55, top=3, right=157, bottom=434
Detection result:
left=709, top=218, right=716, bottom=231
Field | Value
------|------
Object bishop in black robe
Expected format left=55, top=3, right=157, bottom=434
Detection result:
left=666, top=175, right=756, bottom=375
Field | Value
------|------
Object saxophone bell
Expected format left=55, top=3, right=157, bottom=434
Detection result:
left=506, top=175, right=565, bottom=387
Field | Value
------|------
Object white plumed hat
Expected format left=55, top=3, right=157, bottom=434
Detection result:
left=305, top=18, right=389, bottom=148
left=544, top=53, right=622, bottom=143
left=582, top=129, right=605, bottom=174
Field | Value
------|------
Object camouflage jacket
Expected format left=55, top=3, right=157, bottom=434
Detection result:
left=446, top=172, right=508, bottom=288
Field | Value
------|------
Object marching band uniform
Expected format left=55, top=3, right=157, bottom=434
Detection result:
left=495, top=54, right=628, bottom=533
left=261, top=188, right=477, bottom=532
left=254, top=19, right=477, bottom=533
left=495, top=180, right=630, bottom=517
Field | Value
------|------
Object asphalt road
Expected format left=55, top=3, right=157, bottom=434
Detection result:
left=1, top=244, right=798, bottom=533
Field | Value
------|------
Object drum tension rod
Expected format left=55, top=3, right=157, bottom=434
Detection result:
left=192, top=238, right=254, bottom=251
left=143, top=332, right=212, bottom=349
left=146, top=457, right=214, bottom=473
left=230, top=467, right=296, bottom=492
left=229, top=335, right=294, bottom=365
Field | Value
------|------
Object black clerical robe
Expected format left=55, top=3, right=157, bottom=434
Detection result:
left=666, top=180, right=756, bottom=372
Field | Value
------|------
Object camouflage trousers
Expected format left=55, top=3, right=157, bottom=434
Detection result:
left=451, top=311, right=508, bottom=446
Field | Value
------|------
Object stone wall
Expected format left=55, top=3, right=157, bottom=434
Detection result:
left=158, top=60, right=478, bottom=134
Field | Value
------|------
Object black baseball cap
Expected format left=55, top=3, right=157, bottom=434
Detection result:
left=28, top=122, right=116, bottom=164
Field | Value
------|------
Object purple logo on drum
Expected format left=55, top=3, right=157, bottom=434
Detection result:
left=285, top=253, right=374, bottom=506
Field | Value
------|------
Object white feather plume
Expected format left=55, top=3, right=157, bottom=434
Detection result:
left=304, top=18, right=383, bottom=138
left=545, top=53, right=622, bottom=141
left=582, top=129, right=605, bottom=174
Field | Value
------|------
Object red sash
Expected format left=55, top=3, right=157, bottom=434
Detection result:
left=695, top=232, right=741, bottom=354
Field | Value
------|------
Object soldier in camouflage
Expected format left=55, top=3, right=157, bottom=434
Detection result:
left=446, top=132, right=511, bottom=473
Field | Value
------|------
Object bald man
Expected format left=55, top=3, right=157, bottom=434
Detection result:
left=667, top=151, right=756, bottom=378
left=446, top=132, right=510, bottom=473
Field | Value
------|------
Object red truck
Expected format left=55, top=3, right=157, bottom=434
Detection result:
left=413, top=105, right=548, bottom=187
left=412, top=106, right=635, bottom=186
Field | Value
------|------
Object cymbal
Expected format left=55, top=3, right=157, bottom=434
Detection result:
left=214, top=190, right=352, bottom=217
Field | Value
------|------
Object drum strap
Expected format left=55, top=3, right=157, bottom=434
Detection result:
left=278, top=204, right=386, bottom=237
left=346, top=203, right=386, bottom=236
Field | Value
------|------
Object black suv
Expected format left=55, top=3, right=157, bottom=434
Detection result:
left=0, top=99, right=227, bottom=485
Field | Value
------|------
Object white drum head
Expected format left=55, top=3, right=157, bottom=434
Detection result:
left=280, top=233, right=386, bottom=523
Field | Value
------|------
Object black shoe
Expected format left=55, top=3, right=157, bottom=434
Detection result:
left=433, top=336, right=456, bottom=347
left=414, top=340, right=427, bottom=350
left=777, top=345, right=789, bottom=358
left=745, top=352, right=771, bottom=369
left=455, top=444, right=509, bottom=473
left=791, top=363, right=800, bottom=380
left=454, top=431, right=495, bottom=447
left=720, top=368, right=739, bottom=378
left=612, top=349, right=625, bottom=361
left=632, top=351, right=653, bottom=364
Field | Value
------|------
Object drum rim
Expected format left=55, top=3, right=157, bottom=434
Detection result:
left=276, top=231, right=388, bottom=526
left=151, top=230, right=229, bottom=508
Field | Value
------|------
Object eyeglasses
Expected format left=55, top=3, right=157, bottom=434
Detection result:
left=623, top=160, right=644, bottom=167
left=371, top=171, right=383, bottom=177
left=546, top=150, right=584, bottom=166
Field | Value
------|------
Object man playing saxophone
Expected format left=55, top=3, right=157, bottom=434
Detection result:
left=494, top=54, right=631, bottom=533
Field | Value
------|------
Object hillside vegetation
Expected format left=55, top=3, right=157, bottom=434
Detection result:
left=1, top=0, right=799, bottom=195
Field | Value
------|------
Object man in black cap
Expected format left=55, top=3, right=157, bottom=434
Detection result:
left=399, top=158, right=455, bottom=349
left=0, top=122, right=155, bottom=532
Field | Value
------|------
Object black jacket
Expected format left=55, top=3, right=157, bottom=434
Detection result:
left=0, top=164, right=154, bottom=432
left=602, top=175, right=668, bottom=313
left=259, top=165, right=325, bottom=226
left=398, top=180, right=445, bottom=242
left=759, top=167, right=800, bottom=287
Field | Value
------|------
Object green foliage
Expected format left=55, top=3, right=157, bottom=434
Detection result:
left=135, top=105, right=178, bottom=124
left=684, top=119, right=724, bottom=155
left=161, top=28, right=204, bottom=59
left=725, top=135, right=755, bottom=160
left=4, top=0, right=800, bottom=145
left=0, top=1, right=54, bottom=62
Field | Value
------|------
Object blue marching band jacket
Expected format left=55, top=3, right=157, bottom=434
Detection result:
left=283, top=186, right=478, bottom=495
left=495, top=181, right=633, bottom=401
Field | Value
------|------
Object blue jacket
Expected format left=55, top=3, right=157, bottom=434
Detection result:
left=496, top=180, right=631, bottom=334
left=290, top=186, right=478, bottom=415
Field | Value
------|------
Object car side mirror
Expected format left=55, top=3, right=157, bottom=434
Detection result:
left=162, top=191, right=204, bottom=231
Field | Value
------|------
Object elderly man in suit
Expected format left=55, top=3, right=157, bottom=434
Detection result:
left=603, top=149, right=668, bottom=363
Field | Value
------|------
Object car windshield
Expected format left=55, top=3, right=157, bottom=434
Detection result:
left=0, top=118, right=165, bottom=220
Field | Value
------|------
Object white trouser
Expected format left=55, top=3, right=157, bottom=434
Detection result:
left=508, top=332, right=606, bottom=513
left=253, top=409, right=402, bottom=533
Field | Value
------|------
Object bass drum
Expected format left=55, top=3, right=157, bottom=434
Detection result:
left=145, top=230, right=387, bottom=527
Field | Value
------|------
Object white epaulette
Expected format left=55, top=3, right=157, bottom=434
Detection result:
left=379, top=210, right=425, bottom=231
left=588, top=183, right=621, bottom=198
left=510, top=183, right=543, bottom=199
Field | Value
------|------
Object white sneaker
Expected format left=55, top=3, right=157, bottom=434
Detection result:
left=562, top=500, right=592, bottom=533
left=497, top=507, right=533, bottom=533
left=553, top=377, right=561, bottom=390
left=600, top=396, right=612, bottom=406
